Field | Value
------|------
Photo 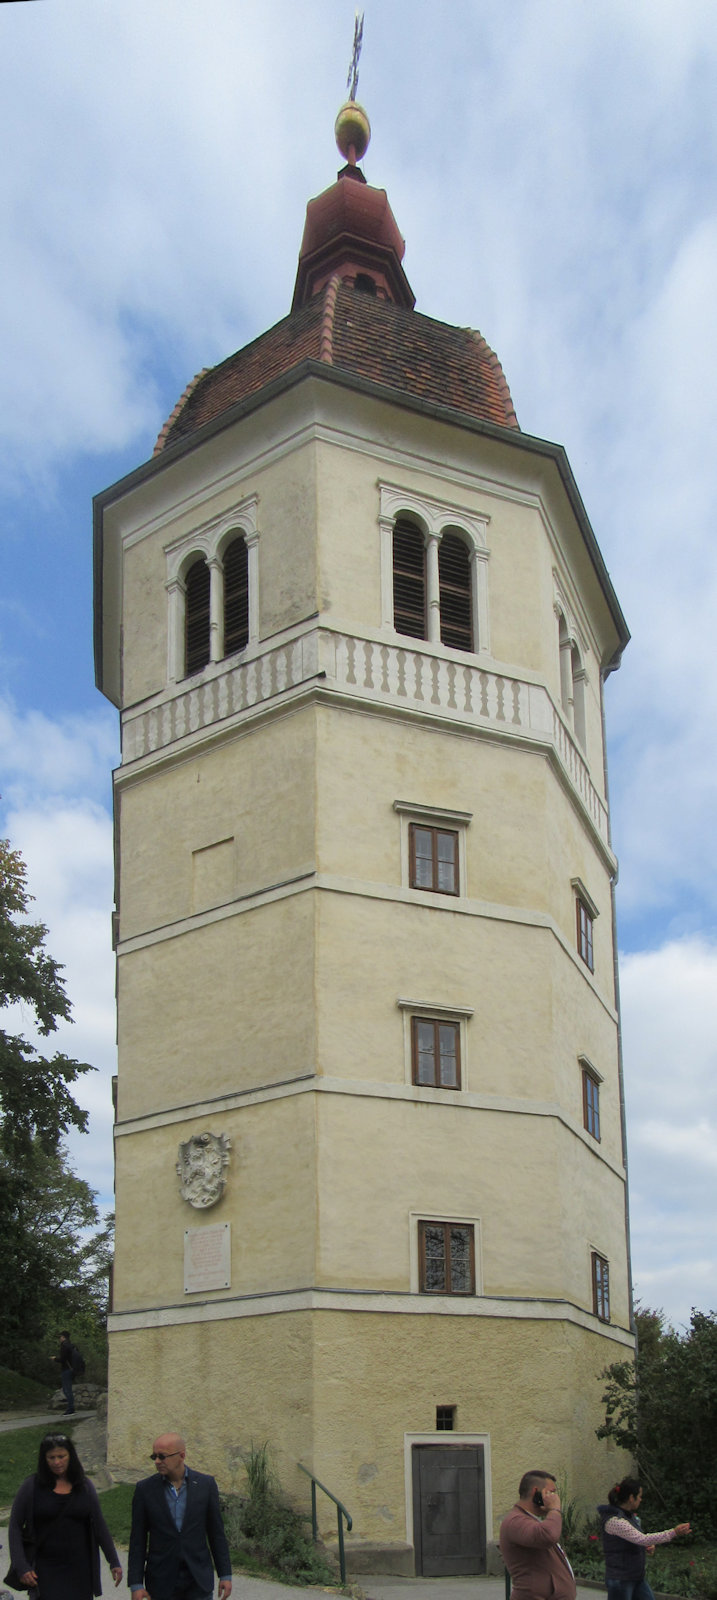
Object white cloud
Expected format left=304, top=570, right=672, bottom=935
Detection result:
left=0, top=697, right=117, bottom=809
left=621, top=939, right=717, bottom=1324
left=1, top=705, right=118, bottom=1207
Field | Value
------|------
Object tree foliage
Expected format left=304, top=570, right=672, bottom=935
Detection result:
left=0, top=837, right=109, bottom=1371
left=598, top=1304, right=717, bottom=1538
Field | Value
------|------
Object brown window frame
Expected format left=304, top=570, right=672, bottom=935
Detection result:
left=409, top=823, right=459, bottom=896
left=582, top=1066, right=601, bottom=1141
left=592, top=1251, right=610, bottom=1321
left=419, top=1220, right=476, bottom=1296
left=411, top=1016, right=461, bottom=1090
left=576, top=895, right=594, bottom=971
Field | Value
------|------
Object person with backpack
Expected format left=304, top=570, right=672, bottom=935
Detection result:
left=51, top=1331, right=83, bottom=1415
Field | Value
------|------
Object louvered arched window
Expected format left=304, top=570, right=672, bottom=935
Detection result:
left=439, top=533, right=472, bottom=651
left=393, top=518, right=426, bottom=639
left=185, top=558, right=211, bottom=676
left=223, top=536, right=249, bottom=657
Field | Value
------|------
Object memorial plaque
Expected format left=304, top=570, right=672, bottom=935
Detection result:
left=184, top=1222, right=231, bottom=1293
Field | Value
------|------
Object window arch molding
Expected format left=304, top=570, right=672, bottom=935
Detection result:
left=379, top=482, right=490, bottom=653
left=165, top=494, right=260, bottom=682
left=554, top=578, right=588, bottom=749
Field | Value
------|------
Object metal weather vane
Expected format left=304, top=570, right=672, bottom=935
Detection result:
left=346, top=11, right=364, bottom=102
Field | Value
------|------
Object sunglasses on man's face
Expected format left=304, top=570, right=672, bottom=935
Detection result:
left=150, top=1451, right=182, bottom=1462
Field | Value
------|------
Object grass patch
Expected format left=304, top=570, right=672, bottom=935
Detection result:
left=96, top=1482, right=136, bottom=1544
left=0, top=1365, right=53, bottom=1412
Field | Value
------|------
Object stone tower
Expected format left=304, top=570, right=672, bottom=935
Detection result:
left=95, top=100, right=633, bottom=1573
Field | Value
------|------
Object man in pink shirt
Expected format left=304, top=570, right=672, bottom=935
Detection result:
left=499, top=1470, right=577, bottom=1600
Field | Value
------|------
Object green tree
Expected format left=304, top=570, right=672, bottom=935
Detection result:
left=598, top=1304, right=717, bottom=1538
left=0, top=837, right=102, bottom=1368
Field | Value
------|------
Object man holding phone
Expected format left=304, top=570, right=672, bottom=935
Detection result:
left=500, top=1471, right=577, bottom=1600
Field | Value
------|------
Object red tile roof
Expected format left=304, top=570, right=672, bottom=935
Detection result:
left=154, top=278, right=519, bottom=455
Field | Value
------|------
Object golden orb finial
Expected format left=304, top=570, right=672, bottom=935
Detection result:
left=335, top=100, right=371, bottom=165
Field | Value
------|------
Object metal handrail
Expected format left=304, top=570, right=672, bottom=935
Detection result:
left=297, top=1462, right=353, bottom=1585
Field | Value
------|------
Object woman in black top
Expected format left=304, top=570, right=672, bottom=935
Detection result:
left=9, top=1431, right=122, bottom=1599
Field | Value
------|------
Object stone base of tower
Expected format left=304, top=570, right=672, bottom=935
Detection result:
left=108, top=1306, right=632, bottom=1571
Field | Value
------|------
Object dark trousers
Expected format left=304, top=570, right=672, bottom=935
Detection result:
left=607, top=1580, right=656, bottom=1600
left=60, top=1367, right=75, bottom=1413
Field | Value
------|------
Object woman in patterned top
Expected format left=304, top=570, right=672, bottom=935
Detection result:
left=597, top=1476, right=690, bottom=1600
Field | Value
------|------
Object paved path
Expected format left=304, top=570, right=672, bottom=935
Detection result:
left=0, top=1533, right=601, bottom=1600
left=0, top=1414, right=601, bottom=1600
left=0, top=1410, right=94, bottom=1433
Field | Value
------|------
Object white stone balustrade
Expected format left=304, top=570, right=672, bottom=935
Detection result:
left=121, top=627, right=608, bottom=842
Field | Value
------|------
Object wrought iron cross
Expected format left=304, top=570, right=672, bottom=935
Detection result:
left=346, top=11, right=364, bottom=102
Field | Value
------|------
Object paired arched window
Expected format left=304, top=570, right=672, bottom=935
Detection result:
left=392, top=518, right=473, bottom=652
left=184, top=535, right=250, bottom=678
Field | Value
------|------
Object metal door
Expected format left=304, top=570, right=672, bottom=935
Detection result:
left=412, top=1444, right=486, bottom=1576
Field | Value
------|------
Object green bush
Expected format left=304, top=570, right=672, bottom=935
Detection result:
left=565, top=1521, right=717, bottom=1599
left=221, top=1443, right=339, bottom=1587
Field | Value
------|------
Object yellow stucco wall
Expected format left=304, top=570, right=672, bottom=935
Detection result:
left=105, top=372, right=631, bottom=1566
left=108, top=1309, right=631, bottom=1547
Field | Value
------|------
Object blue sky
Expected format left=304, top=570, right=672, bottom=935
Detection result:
left=1, top=0, right=716, bottom=1331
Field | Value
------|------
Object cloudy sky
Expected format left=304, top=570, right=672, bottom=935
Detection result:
left=1, top=0, right=715, bottom=1333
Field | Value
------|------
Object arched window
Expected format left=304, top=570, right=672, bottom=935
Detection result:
left=393, top=518, right=426, bottom=639
left=185, top=558, right=211, bottom=676
left=223, top=536, right=249, bottom=657
left=557, top=605, right=587, bottom=751
left=439, top=533, right=472, bottom=651
left=571, top=642, right=586, bottom=750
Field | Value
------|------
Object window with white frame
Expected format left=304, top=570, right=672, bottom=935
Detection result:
left=394, top=800, right=472, bottom=899
left=555, top=586, right=588, bottom=751
left=580, top=1056, right=602, bottom=1140
left=165, top=495, right=260, bottom=684
left=591, top=1250, right=610, bottom=1321
left=397, top=998, right=473, bottom=1090
left=572, top=877, right=598, bottom=974
left=379, top=484, right=490, bottom=655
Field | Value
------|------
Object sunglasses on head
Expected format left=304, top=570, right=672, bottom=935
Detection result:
left=43, top=1435, right=70, bottom=1447
left=150, top=1450, right=182, bottom=1462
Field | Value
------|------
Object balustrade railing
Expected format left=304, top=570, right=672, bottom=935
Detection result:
left=121, top=625, right=608, bottom=842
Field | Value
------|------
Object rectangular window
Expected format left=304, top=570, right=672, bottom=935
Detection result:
left=582, top=1067, right=601, bottom=1140
left=419, top=1221, right=475, bottom=1295
left=436, top=1405, right=456, bottom=1431
left=409, top=823, right=459, bottom=895
left=592, top=1252, right=610, bottom=1321
left=576, top=896, right=594, bottom=971
left=412, top=1017, right=461, bottom=1089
